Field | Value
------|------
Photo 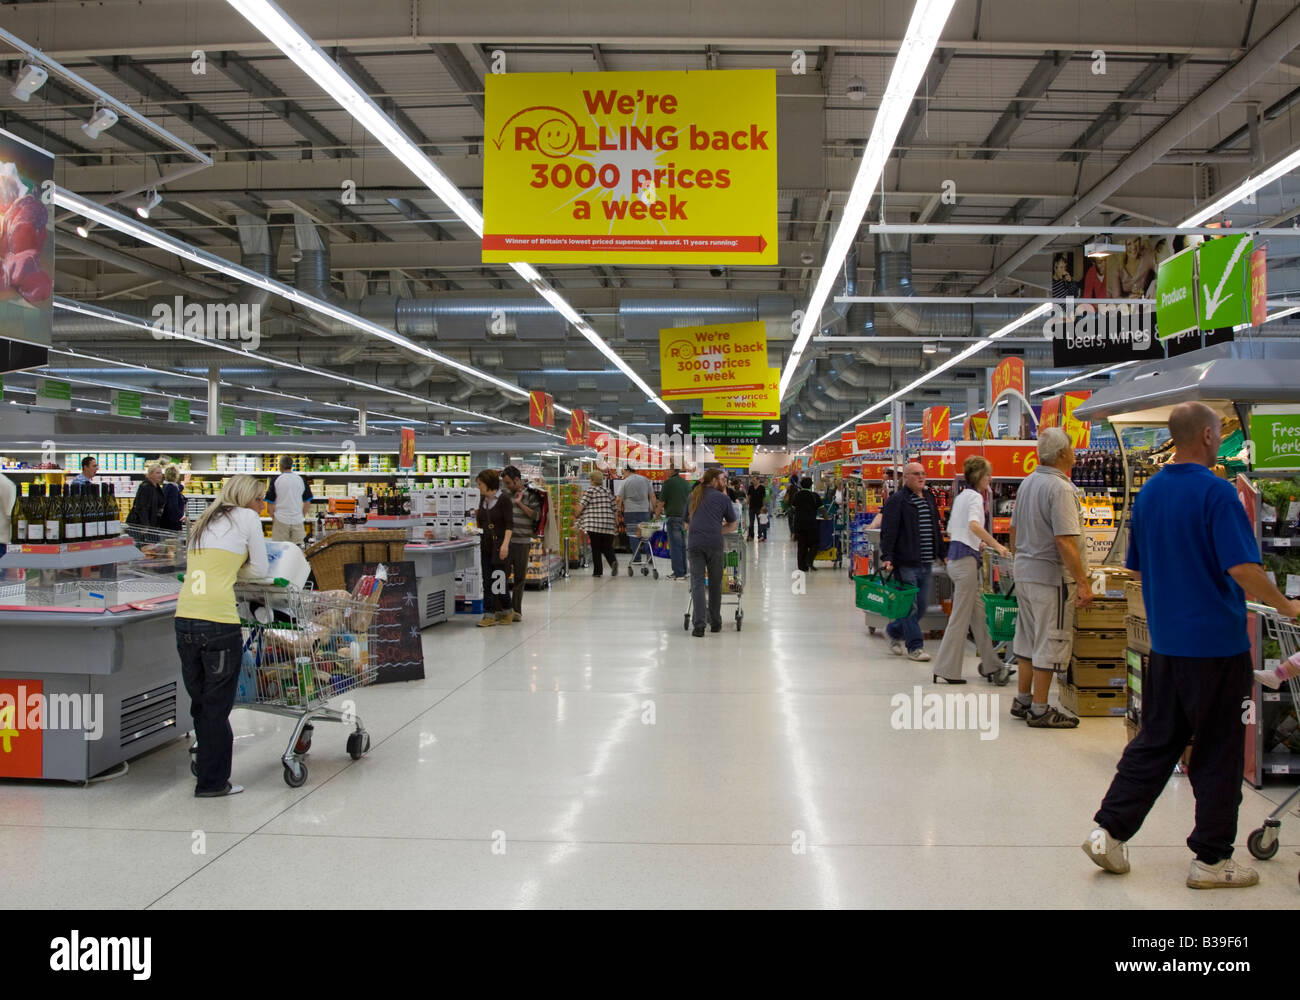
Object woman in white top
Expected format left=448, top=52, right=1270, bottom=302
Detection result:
left=175, top=475, right=268, bottom=797
left=932, top=456, right=1012, bottom=684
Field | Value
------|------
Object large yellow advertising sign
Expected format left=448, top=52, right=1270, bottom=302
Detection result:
left=659, top=321, right=768, bottom=399
left=483, top=70, right=777, bottom=265
left=713, top=444, right=754, bottom=467
left=702, top=367, right=780, bottom=418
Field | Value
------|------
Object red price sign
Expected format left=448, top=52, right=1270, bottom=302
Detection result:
left=956, top=441, right=1037, bottom=478
left=855, top=421, right=892, bottom=452
left=921, top=451, right=955, bottom=479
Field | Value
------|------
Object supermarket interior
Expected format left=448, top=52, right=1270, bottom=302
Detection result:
left=4, top=0, right=1300, bottom=924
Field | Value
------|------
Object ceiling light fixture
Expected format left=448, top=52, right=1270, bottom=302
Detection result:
left=779, top=0, right=958, bottom=399
left=1180, top=144, right=1300, bottom=227
left=225, top=0, right=667, bottom=415
left=135, top=190, right=162, bottom=219
left=9, top=62, right=47, bottom=102
left=1084, top=239, right=1124, bottom=258
left=1031, top=359, right=1138, bottom=396
left=80, top=103, right=119, bottom=140
left=74, top=222, right=91, bottom=239
left=922, top=342, right=938, bottom=355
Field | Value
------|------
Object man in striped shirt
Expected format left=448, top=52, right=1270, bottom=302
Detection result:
left=880, top=462, right=946, bottom=662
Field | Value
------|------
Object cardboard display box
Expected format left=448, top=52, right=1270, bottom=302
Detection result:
left=1125, top=580, right=1145, bottom=620
left=1126, top=615, right=1150, bottom=655
left=1073, top=629, right=1126, bottom=659
left=1070, top=656, right=1126, bottom=688
left=1061, top=682, right=1126, bottom=717
left=1075, top=598, right=1127, bottom=630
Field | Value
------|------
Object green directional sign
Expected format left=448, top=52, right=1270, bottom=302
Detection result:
left=36, top=377, right=72, bottom=409
left=665, top=414, right=786, bottom=445
left=1156, top=246, right=1198, bottom=341
left=1198, top=232, right=1252, bottom=330
left=259, top=411, right=276, bottom=433
left=220, top=405, right=236, bottom=434
left=1250, top=406, right=1300, bottom=471
left=169, top=398, right=191, bottom=423
left=111, top=390, right=142, bottom=417
left=241, top=419, right=258, bottom=436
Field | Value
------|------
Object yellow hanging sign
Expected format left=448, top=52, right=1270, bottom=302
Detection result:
left=702, top=366, right=780, bottom=418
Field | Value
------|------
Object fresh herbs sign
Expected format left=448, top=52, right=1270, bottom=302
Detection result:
left=1250, top=406, right=1300, bottom=471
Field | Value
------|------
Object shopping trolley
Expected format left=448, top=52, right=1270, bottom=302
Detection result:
left=188, top=580, right=380, bottom=788
left=1245, top=602, right=1300, bottom=880
left=627, top=518, right=662, bottom=579
left=682, top=530, right=745, bottom=631
left=979, top=551, right=1019, bottom=685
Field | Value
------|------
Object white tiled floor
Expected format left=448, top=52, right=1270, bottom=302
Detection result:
left=3, top=534, right=1298, bottom=908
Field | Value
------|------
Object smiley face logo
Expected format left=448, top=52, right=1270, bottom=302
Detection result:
left=667, top=339, right=695, bottom=361
left=493, top=105, right=579, bottom=158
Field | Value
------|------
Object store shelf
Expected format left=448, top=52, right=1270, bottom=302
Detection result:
left=0, top=536, right=142, bottom=569
left=364, top=514, right=426, bottom=528
left=1262, top=752, right=1299, bottom=775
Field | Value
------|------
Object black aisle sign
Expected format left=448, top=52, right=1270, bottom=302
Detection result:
left=664, top=414, right=787, bottom=446
left=1049, top=302, right=1165, bottom=367
left=343, top=560, right=426, bottom=684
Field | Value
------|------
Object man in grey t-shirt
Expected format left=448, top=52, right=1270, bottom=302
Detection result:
left=618, top=466, right=656, bottom=545
left=1008, top=427, right=1093, bottom=729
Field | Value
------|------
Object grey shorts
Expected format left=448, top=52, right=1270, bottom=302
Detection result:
left=1012, top=578, right=1076, bottom=670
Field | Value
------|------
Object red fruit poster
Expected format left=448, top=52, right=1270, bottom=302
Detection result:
left=0, top=128, right=54, bottom=349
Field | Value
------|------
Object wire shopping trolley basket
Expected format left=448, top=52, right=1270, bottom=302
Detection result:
left=683, top=530, right=746, bottom=631
left=628, top=518, right=663, bottom=579
left=189, top=577, right=383, bottom=788
left=1245, top=602, right=1300, bottom=875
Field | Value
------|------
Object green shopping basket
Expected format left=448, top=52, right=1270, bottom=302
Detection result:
left=983, top=587, right=1019, bottom=642
left=854, top=573, right=919, bottom=619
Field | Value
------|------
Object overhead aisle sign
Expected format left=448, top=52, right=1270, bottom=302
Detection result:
left=483, top=70, right=777, bottom=266
left=665, top=413, right=785, bottom=446
left=659, top=321, right=768, bottom=399
left=1197, top=232, right=1252, bottom=330
left=714, top=444, right=754, bottom=467
left=855, top=421, right=891, bottom=453
left=702, top=367, right=779, bottom=418
left=1155, top=246, right=1198, bottom=341
left=922, top=406, right=950, bottom=445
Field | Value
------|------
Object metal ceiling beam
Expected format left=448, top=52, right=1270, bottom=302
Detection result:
left=213, top=51, right=355, bottom=158
left=331, top=46, right=443, bottom=156
left=1060, top=53, right=1190, bottom=164
left=894, top=48, right=952, bottom=159
left=88, top=55, right=268, bottom=161
left=28, top=76, right=173, bottom=156
left=431, top=44, right=485, bottom=119
left=590, top=43, right=609, bottom=71
left=974, top=49, right=1073, bottom=160
left=0, top=107, right=91, bottom=156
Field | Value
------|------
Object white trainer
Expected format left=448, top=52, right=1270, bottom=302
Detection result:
left=1186, top=857, right=1259, bottom=889
left=907, top=648, right=931, bottom=662
left=889, top=640, right=905, bottom=656
left=1081, top=827, right=1130, bottom=874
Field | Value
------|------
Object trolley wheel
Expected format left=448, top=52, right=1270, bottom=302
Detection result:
left=627, top=565, right=633, bottom=577
left=683, top=613, right=690, bottom=632
left=652, top=568, right=660, bottom=580
left=189, top=744, right=198, bottom=776
left=735, top=610, right=743, bottom=631
left=346, top=730, right=370, bottom=761
left=283, top=760, right=308, bottom=788
left=641, top=566, right=649, bottom=576
left=868, top=626, right=878, bottom=635
left=1247, top=825, right=1280, bottom=860
left=293, top=724, right=314, bottom=756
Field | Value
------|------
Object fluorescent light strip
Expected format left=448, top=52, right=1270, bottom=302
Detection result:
left=226, top=0, right=667, bottom=416
left=51, top=297, right=561, bottom=440
left=779, top=0, right=958, bottom=399
left=1180, top=145, right=1300, bottom=227
left=1265, top=306, right=1300, bottom=323
left=53, top=191, right=529, bottom=402
left=1031, top=360, right=1138, bottom=397
left=803, top=304, right=1050, bottom=449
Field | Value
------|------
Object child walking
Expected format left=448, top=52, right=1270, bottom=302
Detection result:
left=757, top=506, right=770, bottom=541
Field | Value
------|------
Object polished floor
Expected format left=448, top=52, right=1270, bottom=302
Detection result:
left=3, top=530, right=1298, bottom=909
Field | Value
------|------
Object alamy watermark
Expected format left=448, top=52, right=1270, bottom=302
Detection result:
left=0, top=687, right=105, bottom=743
left=151, top=296, right=261, bottom=351
left=890, top=686, right=1000, bottom=740
left=1042, top=298, right=1154, bottom=353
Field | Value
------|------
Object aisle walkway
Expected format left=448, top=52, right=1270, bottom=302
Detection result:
left=3, top=532, right=1297, bottom=908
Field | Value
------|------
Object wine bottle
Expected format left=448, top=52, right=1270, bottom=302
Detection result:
left=12, top=483, right=25, bottom=543
left=105, top=484, right=121, bottom=537
left=26, top=484, right=44, bottom=541
left=45, top=483, right=64, bottom=543
left=64, top=484, right=84, bottom=542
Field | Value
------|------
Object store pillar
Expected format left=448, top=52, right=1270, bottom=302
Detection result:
left=206, top=366, right=220, bottom=435
left=358, top=401, right=367, bottom=436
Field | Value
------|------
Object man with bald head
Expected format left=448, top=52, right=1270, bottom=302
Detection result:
left=880, top=462, right=946, bottom=661
left=1084, top=401, right=1300, bottom=889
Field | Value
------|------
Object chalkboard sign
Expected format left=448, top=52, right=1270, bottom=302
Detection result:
left=344, top=560, right=425, bottom=683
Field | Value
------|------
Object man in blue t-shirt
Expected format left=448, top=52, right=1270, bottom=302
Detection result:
left=1084, top=402, right=1300, bottom=890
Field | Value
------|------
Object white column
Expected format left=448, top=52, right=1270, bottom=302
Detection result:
left=206, top=366, right=220, bottom=435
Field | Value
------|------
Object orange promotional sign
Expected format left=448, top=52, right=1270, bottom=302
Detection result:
left=1061, top=391, right=1092, bottom=449
left=922, top=406, right=950, bottom=445
left=841, top=431, right=858, bottom=455
left=956, top=441, right=1038, bottom=479
left=566, top=408, right=588, bottom=445
left=0, top=679, right=43, bottom=779
left=529, top=390, right=555, bottom=428
left=399, top=427, right=416, bottom=470
left=964, top=410, right=991, bottom=441
left=1251, top=249, right=1267, bottom=327
left=921, top=451, right=956, bottom=480
left=855, top=421, right=892, bottom=453
left=1040, top=396, right=1062, bottom=430
left=991, top=357, right=1027, bottom=403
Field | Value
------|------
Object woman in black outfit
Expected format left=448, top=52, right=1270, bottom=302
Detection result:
left=161, top=465, right=186, bottom=531
left=474, top=469, right=513, bottom=627
left=127, top=463, right=167, bottom=533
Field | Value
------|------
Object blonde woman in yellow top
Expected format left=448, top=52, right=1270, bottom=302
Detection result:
left=176, top=475, right=268, bottom=797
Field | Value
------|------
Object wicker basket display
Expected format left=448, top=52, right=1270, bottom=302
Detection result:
left=305, top=529, right=406, bottom=591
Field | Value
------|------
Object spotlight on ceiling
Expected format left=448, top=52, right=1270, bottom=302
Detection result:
left=846, top=75, right=868, bottom=101
left=135, top=190, right=162, bottom=219
left=9, top=62, right=48, bottom=103
left=1084, top=238, right=1124, bottom=259
left=922, top=342, right=938, bottom=355
left=81, top=104, right=119, bottom=140
left=75, top=222, right=91, bottom=239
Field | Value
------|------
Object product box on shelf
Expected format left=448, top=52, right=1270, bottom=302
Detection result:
left=1075, top=598, right=1127, bottom=630
left=1126, top=615, right=1150, bottom=655
left=1126, top=648, right=1147, bottom=732
left=1069, top=656, right=1126, bottom=688
left=1073, top=629, right=1126, bottom=660
left=1125, top=580, right=1146, bottom=620
left=1060, top=681, right=1126, bottom=717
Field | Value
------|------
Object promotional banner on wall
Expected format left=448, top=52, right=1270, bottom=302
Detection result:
left=1249, top=405, right=1300, bottom=471
left=0, top=128, right=54, bottom=353
left=566, top=407, right=588, bottom=445
left=713, top=444, right=754, bottom=467
left=659, top=320, right=768, bottom=399
left=528, top=390, right=555, bottom=428
left=482, top=70, right=777, bottom=266
left=1048, top=239, right=1165, bottom=367
left=702, top=366, right=779, bottom=418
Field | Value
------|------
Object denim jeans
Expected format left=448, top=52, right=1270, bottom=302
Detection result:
left=885, top=562, right=934, bottom=652
left=688, top=545, right=724, bottom=628
left=665, top=516, right=687, bottom=577
left=175, top=617, right=244, bottom=793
